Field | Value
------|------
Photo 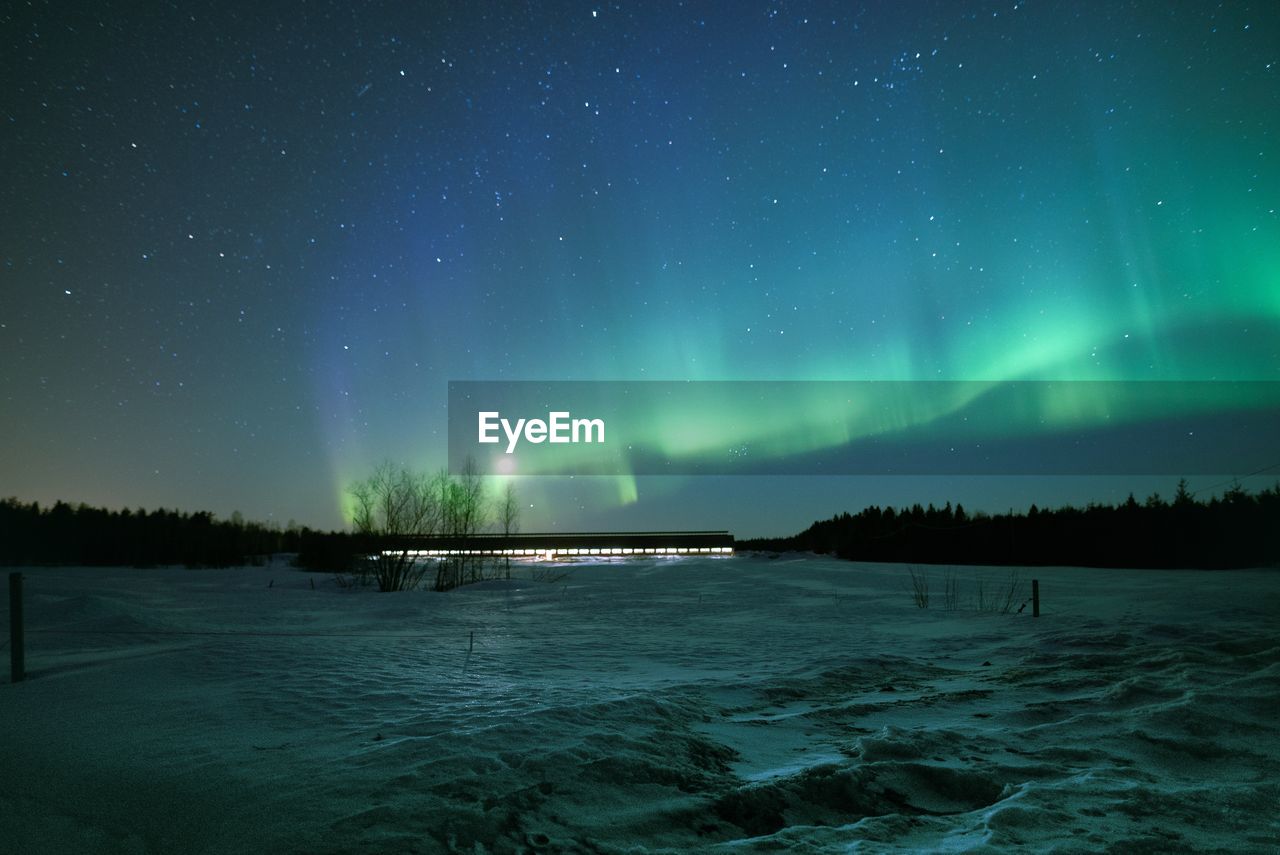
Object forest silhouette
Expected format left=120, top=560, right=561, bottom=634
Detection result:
left=744, top=480, right=1279, bottom=569
left=2, top=479, right=1277, bottom=570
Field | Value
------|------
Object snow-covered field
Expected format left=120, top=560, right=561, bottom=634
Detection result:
left=1, top=555, right=1277, bottom=853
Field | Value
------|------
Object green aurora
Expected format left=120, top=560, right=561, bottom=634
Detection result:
left=3, top=2, right=1277, bottom=534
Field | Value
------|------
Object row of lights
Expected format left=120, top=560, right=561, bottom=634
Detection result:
left=394, top=546, right=734, bottom=558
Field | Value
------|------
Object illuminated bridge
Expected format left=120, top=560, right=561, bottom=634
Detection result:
left=391, top=531, right=734, bottom=559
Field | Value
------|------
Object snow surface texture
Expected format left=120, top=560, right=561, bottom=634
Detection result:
left=1, top=556, right=1277, bottom=853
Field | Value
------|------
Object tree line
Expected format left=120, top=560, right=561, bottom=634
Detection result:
left=742, top=480, right=1280, bottom=569
left=0, top=498, right=309, bottom=567
left=0, top=461, right=521, bottom=591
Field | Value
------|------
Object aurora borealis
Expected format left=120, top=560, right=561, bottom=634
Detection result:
left=448, top=381, right=1280, bottom=476
left=3, top=2, right=1278, bottom=536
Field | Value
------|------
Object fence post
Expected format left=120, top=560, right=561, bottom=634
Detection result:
left=9, top=572, right=24, bottom=683
left=1032, top=578, right=1040, bottom=618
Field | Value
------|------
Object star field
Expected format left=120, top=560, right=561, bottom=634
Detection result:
left=2, top=1, right=1277, bottom=535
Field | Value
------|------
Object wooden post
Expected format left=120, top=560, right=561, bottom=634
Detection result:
left=1032, top=578, right=1040, bottom=618
left=9, top=572, right=24, bottom=683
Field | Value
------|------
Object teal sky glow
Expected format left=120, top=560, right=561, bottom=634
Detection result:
left=3, top=2, right=1277, bottom=536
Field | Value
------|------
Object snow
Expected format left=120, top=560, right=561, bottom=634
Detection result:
left=1, top=556, right=1278, bottom=853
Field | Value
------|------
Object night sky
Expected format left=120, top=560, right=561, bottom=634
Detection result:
left=4, top=1, right=1278, bottom=537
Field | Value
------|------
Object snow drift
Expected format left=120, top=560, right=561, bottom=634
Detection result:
left=1, top=556, right=1277, bottom=852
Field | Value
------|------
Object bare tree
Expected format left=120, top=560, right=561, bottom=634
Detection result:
left=349, top=462, right=441, bottom=591
left=499, top=480, right=520, bottom=579
left=907, top=566, right=930, bottom=608
left=349, top=457, right=516, bottom=593
left=434, top=457, right=490, bottom=591
left=943, top=569, right=960, bottom=611
left=974, top=570, right=1024, bottom=614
